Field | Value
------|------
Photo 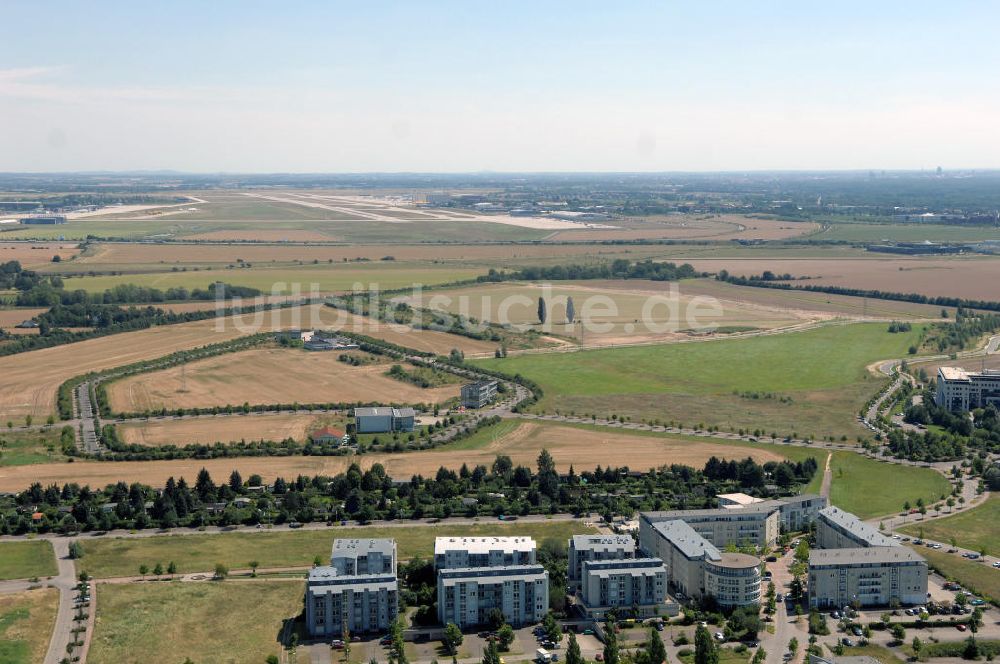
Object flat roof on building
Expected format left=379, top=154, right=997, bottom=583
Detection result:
left=434, top=536, right=536, bottom=556
left=810, top=546, right=926, bottom=566
left=333, top=538, right=395, bottom=557
left=571, top=534, right=635, bottom=551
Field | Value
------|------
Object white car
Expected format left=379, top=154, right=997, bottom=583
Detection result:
left=715, top=632, right=725, bottom=642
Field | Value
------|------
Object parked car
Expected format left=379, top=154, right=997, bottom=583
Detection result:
left=957, top=624, right=968, bottom=632
left=841, top=638, right=854, bottom=647
left=852, top=627, right=863, bottom=637
left=715, top=632, right=725, bottom=642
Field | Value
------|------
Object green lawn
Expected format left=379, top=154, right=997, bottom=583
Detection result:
left=0, top=428, right=64, bottom=466
left=817, top=222, right=1000, bottom=243
left=441, top=418, right=524, bottom=450
left=678, top=647, right=750, bottom=664
left=0, top=540, right=58, bottom=580
left=898, top=494, right=999, bottom=555
left=78, top=519, right=597, bottom=578
left=0, top=588, right=60, bottom=664
left=835, top=644, right=906, bottom=664
left=828, top=452, right=952, bottom=519
left=909, top=545, right=1000, bottom=604
left=475, top=323, right=924, bottom=438
left=89, top=580, right=302, bottom=664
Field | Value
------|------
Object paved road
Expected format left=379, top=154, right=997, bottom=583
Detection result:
left=43, top=539, right=78, bottom=664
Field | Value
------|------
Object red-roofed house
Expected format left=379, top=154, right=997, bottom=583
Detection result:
left=310, top=426, right=347, bottom=445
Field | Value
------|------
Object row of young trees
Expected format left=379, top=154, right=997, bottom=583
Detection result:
left=2, top=450, right=816, bottom=535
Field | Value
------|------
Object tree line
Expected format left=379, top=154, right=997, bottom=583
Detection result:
left=1, top=450, right=816, bottom=535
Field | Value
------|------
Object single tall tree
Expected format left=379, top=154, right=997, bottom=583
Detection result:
left=538, top=296, right=547, bottom=324
left=604, top=617, right=621, bottom=664
left=566, top=633, right=583, bottom=664
left=566, top=297, right=575, bottom=324
left=647, top=627, right=667, bottom=664
left=695, top=625, right=719, bottom=664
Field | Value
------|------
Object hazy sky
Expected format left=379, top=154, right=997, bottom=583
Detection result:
left=3, top=1, right=999, bottom=172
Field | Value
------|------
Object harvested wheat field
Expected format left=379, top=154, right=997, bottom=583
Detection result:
left=0, top=304, right=490, bottom=422
left=549, top=215, right=819, bottom=242
left=678, top=256, right=1000, bottom=302
left=0, top=307, right=46, bottom=329
left=0, top=241, right=78, bottom=267
left=0, top=421, right=785, bottom=491
left=107, top=347, right=461, bottom=412
left=117, top=412, right=348, bottom=445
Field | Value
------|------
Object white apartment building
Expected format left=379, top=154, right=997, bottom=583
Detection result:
left=434, top=536, right=547, bottom=629
left=935, top=367, right=1000, bottom=411
left=641, top=506, right=780, bottom=549
left=307, top=538, right=399, bottom=637
left=434, top=536, right=537, bottom=569
left=640, top=518, right=761, bottom=608
left=437, top=565, right=549, bottom=628
left=578, top=558, right=675, bottom=619
left=568, top=534, right=636, bottom=589
left=809, top=547, right=928, bottom=609
left=817, top=507, right=897, bottom=549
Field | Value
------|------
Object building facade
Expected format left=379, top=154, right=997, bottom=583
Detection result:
left=817, top=507, right=896, bottom=549
left=641, top=506, right=779, bottom=549
left=578, top=558, right=674, bottom=619
left=434, top=536, right=536, bottom=569
left=568, top=534, right=636, bottom=589
left=935, top=367, right=1000, bottom=411
left=808, top=547, right=928, bottom=609
left=306, top=538, right=399, bottom=637
left=639, top=518, right=760, bottom=607
left=354, top=407, right=416, bottom=433
left=703, top=553, right=762, bottom=608
left=461, top=380, right=499, bottom=409
left=437, top=565, right=548, bottom=629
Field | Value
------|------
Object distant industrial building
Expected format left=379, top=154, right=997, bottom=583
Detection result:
left=568, top=534, right=636, bottom=589
left=935, top=367, right=1000, bottom=411
left=306, top=538, right=399, bottom=637
left=461, top=380, right=498, bottom=409
left=434, top=536, right=547, bottom=628
left=19, top=215, right=66, bottom=225
left=353, top=407, right=415, bottom=433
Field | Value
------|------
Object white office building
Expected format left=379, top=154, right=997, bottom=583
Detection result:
left=434, top=536, right=537, bottom=569
left=935, top=367, right=1000, bottom=411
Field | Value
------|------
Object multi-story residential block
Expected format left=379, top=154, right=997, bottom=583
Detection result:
left=332, top=538, right=396, bottom=575
left=640, top=506, right=780, bottom=549
left=816, top=507, right=896, bottom=549
left=639, top=518, right=761, bottom=607
left=935, top=367, right=1000, bottom=411
left=437, top=565, right=549, bottom=628
left=808, top=547, right=928, bottom=609
left=578, top=558, right=676, bottom=618
left=568, top=534, right=635, bottom=589
left=307, top=538, right=399, bottom=637
left=434, top=536, right=547, bottom=629
left=434, top=536, right=536, bottom=569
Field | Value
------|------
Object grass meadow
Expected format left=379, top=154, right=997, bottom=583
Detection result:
left=76, top=520, right=597, bottom=579
left=912, top=545, right=1000, bottom=603
left=827, top=452, right=952, bottom=519
left=475, top=322, right=924, bottom=439
left=89, top=580, right=301, bottom=664
left=0, top=588, right=60, bottom=664
left=898, top=494, right=999, bottom=554
left=0, top=540, right=58, bottom=580
left=0, top=428, right=65, bottom=466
